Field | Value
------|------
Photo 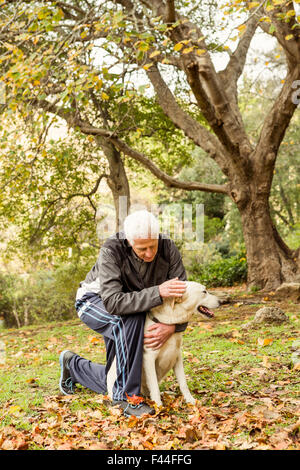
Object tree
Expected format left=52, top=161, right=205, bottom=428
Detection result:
left=0, top=115, right=109, bottom=262
left=0, top=0, right=299, bottom=289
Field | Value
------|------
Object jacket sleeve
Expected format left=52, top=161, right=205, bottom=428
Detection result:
left=99, top=247, right=163, bottom=315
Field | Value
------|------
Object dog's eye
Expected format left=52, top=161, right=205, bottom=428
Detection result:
left=203, top=290, right=207, bottom=294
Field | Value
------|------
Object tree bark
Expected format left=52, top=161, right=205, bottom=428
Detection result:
left=236, top=178, right=299, bottom=291
left=97, top=137, right=130, bottom=232
left=12, top=302, right=21, bottom=329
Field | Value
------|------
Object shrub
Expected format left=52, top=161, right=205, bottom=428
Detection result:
left=0, top=262, right=92, bottom=327
left=187, top=254, right=247, bottom=287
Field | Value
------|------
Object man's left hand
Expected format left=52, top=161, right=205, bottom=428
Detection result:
left=144, top=323, right=175, bottom=350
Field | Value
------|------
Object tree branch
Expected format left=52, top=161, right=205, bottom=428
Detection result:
left=144, top=64, right=230, bottom=173
left=218, top=10, right=263, bottom=102
left=148, top=10, right=254, bottom=165
left=166, top=0, right=176, bottom=24
left=78, top=119, right=230, bottom=195
left=30, top=98, right=229, bottom=196
left=114, top=0, right=252, bottom=169
left=109, top=136, right=230, bottom=195
left=65, top=174, right=108, bottom=200
left=254, top=65, right=300, bottom=170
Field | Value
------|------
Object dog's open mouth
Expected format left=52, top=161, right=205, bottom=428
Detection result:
left=197, top=305, right=214, bottom=318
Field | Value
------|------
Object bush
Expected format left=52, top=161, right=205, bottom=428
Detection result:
left=0, top=262, right=92, bottom=327
left=187, top=254, right=247, bottom=287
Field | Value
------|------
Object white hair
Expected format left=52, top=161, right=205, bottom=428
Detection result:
left=123, top=210, right=160, bottom=243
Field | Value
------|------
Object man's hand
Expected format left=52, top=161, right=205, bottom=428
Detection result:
left=159, top=277, right=186, bottom=298
left=144, top=323, right=175, bottom=350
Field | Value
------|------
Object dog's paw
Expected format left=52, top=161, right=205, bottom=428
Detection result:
left=185, top=396, right=196, bottom=405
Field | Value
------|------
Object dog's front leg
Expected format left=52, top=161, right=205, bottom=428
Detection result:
left=143, top=354, right=162, bottom=407
left=173, top=355, right=196, bottom=405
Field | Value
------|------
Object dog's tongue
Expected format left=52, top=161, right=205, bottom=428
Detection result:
left=198, top=305, right=214, bottom=317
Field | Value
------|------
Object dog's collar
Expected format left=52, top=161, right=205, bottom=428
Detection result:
left=148, top=312, right=161, bottom=324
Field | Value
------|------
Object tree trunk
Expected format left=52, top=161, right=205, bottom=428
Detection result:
left=12, top=302, right=21, bottom=329
left=24, top=300, right=29, bottom=326
left=239, top=192, right=299, bottom=291
left=98, top=138, right=131, bottom=232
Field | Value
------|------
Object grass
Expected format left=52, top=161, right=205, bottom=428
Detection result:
left=0, top=287, right=299, bottom=450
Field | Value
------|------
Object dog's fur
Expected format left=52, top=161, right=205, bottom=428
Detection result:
left=107, top=281, right=219, bottom=406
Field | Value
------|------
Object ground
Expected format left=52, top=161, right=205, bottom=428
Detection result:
left=0, top=285, right=299, bottom=450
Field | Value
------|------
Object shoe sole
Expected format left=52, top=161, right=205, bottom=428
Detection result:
left=59, top=350, right=73, bottom=395
left=123, top=405, right=155, bottom=418
left=123, top=410, right=153, bottom=418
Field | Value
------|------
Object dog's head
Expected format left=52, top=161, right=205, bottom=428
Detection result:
left=176, top=281, right=220, bottom=320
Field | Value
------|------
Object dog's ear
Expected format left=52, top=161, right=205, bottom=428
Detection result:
left=169, top=296, right=183, bottom=312
left=155, top=297, right=178, bottom=323
left=177, top=284, right=202, bottom=312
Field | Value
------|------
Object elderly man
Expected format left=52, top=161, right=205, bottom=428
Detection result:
left=59, top=210, right=187, bottom=417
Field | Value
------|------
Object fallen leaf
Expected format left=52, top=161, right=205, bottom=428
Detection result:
left=231, top=329, right=242, bottom=337
left=51, top=336, right=60, bottom=343
left=185, top=427, right=198, bottom=443
left=8, top=405, right=22, bottom=415
left=214, top=442, right=227, bottom=450
left=88, top=442, right=109, bottom=450
left=262, top=356, right=271, bottom=368
left=191, top=356, right=200, bottom=363
left=127, top=415, right=139, bottom=428
left=125, top=393, right=144, bottom=405
left=257, top=337, right=273, bottom=347
left=142, top=440, right=154, bottom=450
left=88, top=335, right=101, bottom=344
left=26, top=377, right=37, bottom=384
left=56, top=443, right=73, bottom=450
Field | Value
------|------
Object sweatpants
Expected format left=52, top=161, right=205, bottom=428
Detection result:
left=68, top=292, right=145, bottom=401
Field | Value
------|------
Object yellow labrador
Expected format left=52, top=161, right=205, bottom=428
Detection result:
left=107, top=281, right=219, bottom=407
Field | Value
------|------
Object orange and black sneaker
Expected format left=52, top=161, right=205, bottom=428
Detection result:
left=112, top=399, right=155, bottom=417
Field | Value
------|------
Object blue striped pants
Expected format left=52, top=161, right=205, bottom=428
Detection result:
left=68, top=293, right=145, bottom=401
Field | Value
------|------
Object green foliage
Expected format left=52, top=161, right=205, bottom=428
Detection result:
left=187, top=254, right=248, bottom=287
left=0, top=262, right=92, bottom=327
left=203, top=216, right=225, bottom=243
left=0, top=274, right=13, bottom=320
left=0, top=118, right=105, bottom=262
left=285, top=223, right=300, bottom=250
left=156, top=147, right=226, bottom=218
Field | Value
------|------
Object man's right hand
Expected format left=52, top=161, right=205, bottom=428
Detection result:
left=158, top=277, right=186, bottom=298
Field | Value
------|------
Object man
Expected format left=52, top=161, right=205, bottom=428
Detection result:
left=59, top=210, right=187, bottom=417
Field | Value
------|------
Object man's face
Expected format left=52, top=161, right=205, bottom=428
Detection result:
left=130, top=238, right=159, bottom=262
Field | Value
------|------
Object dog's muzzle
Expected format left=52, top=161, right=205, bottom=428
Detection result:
left=197, top=305, right=214, bottom=318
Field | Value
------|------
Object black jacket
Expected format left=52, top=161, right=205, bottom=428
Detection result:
left=77, top=232, right=187, bottom=319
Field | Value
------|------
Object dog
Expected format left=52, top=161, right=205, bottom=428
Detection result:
left=107, top=281, right=219, bottom=407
